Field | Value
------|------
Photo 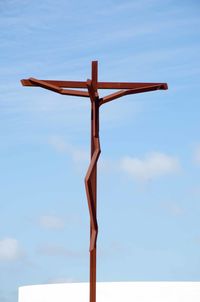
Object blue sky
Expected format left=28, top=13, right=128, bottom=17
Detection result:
left=0, top=0, right=200, bottom=301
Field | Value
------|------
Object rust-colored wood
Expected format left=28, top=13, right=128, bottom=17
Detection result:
left=27, top=78, right=90, bottom=97
left=60, top=89, right=89, bottom=97
left=29, top=78, right=62, bottom=93
left=21, top=61, right=168, bottom=302
left=88, top=61, right=99, bottom=302
left=99, top=84, right=168, bottom=106
left=21, top=79, right=88, bottom=88
left=21, top=79, right=167, bottom=90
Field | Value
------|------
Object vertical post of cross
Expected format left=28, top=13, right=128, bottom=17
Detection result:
left=90, top=60, right=99, bottom=302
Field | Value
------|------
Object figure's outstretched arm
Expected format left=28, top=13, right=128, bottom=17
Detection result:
left=99, top=83, right=168, bottom=106
left=21, top=78, right=90, bottom=98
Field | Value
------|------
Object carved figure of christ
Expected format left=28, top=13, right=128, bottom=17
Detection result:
left=21, top=60, right=168, bottom=302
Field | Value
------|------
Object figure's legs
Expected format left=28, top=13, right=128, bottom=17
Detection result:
left=85, top=102, right=100, bottom=302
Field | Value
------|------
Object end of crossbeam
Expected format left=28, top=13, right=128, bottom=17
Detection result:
left=160, top=83, right=168, bottom=90
left=21, top=79, right=30, bottom=86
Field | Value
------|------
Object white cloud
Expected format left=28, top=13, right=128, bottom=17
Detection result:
left=37, top=243, right=84, bottom=258
left=49, top=136, right=89, bottom=163
left=0, top=238, right=24, bottom=262
left=39, top=215, right=65, bottom=230
left=120, top=152, right=180, bottom=181
left=161, top=202, right=184, bottom=217
left=194, top=145, right=200, bottom=164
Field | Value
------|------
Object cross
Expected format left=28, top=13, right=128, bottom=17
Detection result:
left=21, top=60, right=168, bottom=302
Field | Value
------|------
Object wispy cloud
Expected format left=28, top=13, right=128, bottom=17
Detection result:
left=37, top=243, right=84, bottom=258
left=120, top=152, right=180, bottom=181
left=98, top=240, right=128, bottom=259
left=48, top=136, right=89, bottom=163
left=38, top=215, right=65, bottom=230
left=98, top=0, right=173, bottom=17
left=194, top=145, right=200, bottom=165
left=0, top=238, right=24, bottom=262
left=161, top=202, right=184, bottom=217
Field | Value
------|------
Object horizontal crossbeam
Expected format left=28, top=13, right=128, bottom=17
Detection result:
left=21, top=79, right=168, bottom=90
left=21, top=79, right=87, bottom=88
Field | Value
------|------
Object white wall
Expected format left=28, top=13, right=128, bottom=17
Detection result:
left=19, top=282, right=200, bottom=302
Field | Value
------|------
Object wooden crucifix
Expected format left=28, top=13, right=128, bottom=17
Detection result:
left=21, top=61, right=168, bottom=302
